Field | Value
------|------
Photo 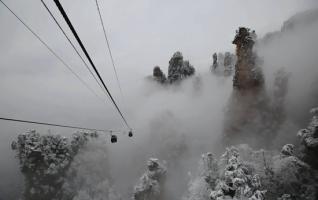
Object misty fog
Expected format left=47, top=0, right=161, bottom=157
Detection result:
left=1, top=0, right=318, bottom=199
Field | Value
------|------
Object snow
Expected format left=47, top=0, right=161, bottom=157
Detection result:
left=167, top=51, right=195, bottom=83
left=184, top=143, right=318, bottom=200
left=10, top=130, right=111, bottom=200
left=298, top=107, right=318, bottom=169
left=210, top=146, right=266, bottom=200
left=133, top=158, right=167, bottom=200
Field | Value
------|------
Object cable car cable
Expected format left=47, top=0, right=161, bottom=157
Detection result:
left=0, top=0, right=104, bottom=102
left=53, top=0, right=131, bottom=129
left=0, top=117, right=119, bottom=133
left=40, top=0, right=106, bottom=97
left=94, top=0, right=126, bottom=105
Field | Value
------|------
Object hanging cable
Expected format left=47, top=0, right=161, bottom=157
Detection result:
left=0, top=0, right=104, bottom=102
left=40, top=0, right=107, bottom=98
left=94, top=0, right=126, bottom=105
left=0, top=117, right=119, bottom=133
left=53, top=0, right=131, bottom=130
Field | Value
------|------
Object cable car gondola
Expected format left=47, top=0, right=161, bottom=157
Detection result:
left=111, top=134, right=117, bottom=143
left=128, top=130, right=133, bottom=137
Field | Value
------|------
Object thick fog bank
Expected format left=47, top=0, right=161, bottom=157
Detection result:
left=257, top=8, right=318, bottom=146
left=109, top=73, right=233, bottom=198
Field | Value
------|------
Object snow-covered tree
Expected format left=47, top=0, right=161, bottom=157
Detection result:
left=153, top=66, right=167, bottom=83
left=184, top=146, right=268, bottom=200
left=210, top=146, right=266, bottom=200
left=168, top=51, right=195, bottom=83
left=133, top=158, right=167, bottom=200
left=10, top=130, right=110, bottom=200
left=184, top=143, right=318, bottom=200
left=266, top=144, right=318, bottom=199
left=297, top=107, right=318, bottom=169
left=183, top=152, right=218, bottom=200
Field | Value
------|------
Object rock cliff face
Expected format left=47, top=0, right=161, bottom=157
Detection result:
left=224, top=52, right=236, bottom=76
left=212, top=53, right=218, bottom=70
left=211, top=52, right=236, bottom=76
left=222, top=27, right=294, bottom=148
left=232, top=27, right=263, bottom=90
left=223, top=27, right=273, bottom=147
left=271, top=68, right=290, bottom=128
left=261, top=9, right=318, bottom=44
left=151, top=51, right=195, bottom=84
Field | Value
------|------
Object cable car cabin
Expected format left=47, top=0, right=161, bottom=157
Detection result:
left=111, top=135, right=117, bottom=143
left=128, top=130, right=133, bottom=137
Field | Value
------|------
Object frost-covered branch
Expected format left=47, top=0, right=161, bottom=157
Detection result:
left=133, top=158, right=167, bottom=200
left=297, top=107, right=318, bottom=169
left=184, top=144, right=318, bottom=200
left=11, top=130, right=98, bottom=200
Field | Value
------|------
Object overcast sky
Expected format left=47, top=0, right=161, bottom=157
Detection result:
left=0, top=0, right=318, bottom=131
